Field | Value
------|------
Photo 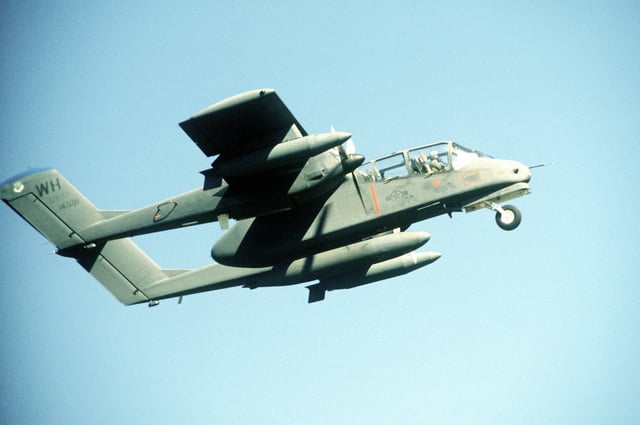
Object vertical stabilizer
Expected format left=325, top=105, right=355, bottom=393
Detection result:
left=1, top=168, right=103, bottom=249
left=1, top=168, right=180, bottom=305
left=65, top=239, right=169, bottom=305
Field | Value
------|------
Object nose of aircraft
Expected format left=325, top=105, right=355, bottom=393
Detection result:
left=514, top=162, right=531, bottom=183
left=494, top=159, right=531, bottom=184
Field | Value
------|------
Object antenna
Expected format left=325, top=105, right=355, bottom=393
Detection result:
left=529, top=163, right=553, bottom=169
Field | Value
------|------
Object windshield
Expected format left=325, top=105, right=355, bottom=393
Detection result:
left=451, top=143, right=491, bottom=170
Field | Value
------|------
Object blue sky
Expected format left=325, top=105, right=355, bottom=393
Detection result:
left=1, top=1, right=639, bottom=424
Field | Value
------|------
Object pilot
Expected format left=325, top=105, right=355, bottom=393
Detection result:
left=412, top=152, right=427, bottom=174
left=429, top=151, right=444, bottom=172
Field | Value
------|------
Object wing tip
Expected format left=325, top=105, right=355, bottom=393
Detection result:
left=1, top=167, right=55, bottom=191
left=186, top=88, right=276, bottom=120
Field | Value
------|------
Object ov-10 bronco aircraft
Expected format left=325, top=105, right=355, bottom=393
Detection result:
left=1, top=89, right=534, bottom=306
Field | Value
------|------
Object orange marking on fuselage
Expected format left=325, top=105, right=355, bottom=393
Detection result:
left=369, top=183, right=381, bottom=215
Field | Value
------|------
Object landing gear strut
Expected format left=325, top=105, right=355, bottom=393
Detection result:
left=491, top=204, right=522, bottom=231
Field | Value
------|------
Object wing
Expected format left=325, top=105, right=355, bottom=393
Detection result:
left=179, top=88, right=307, bottom=157
left=179, top=89, right=359, bottom=206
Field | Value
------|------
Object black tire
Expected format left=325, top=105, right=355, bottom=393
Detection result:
left=495, top=204, right=522, bottom=231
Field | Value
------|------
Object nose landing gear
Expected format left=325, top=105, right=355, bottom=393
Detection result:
left=490, top=203, right=522, bottom=231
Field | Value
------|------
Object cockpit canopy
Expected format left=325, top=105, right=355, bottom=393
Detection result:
left=356, top=141, right=491, bottom=182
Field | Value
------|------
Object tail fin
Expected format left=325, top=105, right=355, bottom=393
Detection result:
left=1, top=168, right=109, bottom=248
left=1, top=168, right=181, bottom=305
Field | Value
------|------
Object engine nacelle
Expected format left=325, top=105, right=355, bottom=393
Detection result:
left=286, top=152, right=343, bottom=204
left=211, top=132, right=351, bottom=177
left=287, top=151, right=365, bottom=204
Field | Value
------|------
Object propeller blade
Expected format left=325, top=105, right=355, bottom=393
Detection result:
left=344, top=138, right=356, bottom=156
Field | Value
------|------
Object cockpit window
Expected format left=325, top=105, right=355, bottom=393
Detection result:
left=451, top=143, right=490, bottom=170
left=355, top=152, right=409, bottom=182
left=372, top=153, right=408, bottom=180
left=355, top=141, right=492, bottom=183
left=408, top=142, right=449, bottom=175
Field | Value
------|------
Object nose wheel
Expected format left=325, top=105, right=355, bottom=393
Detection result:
left=491, top=204, right=522, bottom=231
